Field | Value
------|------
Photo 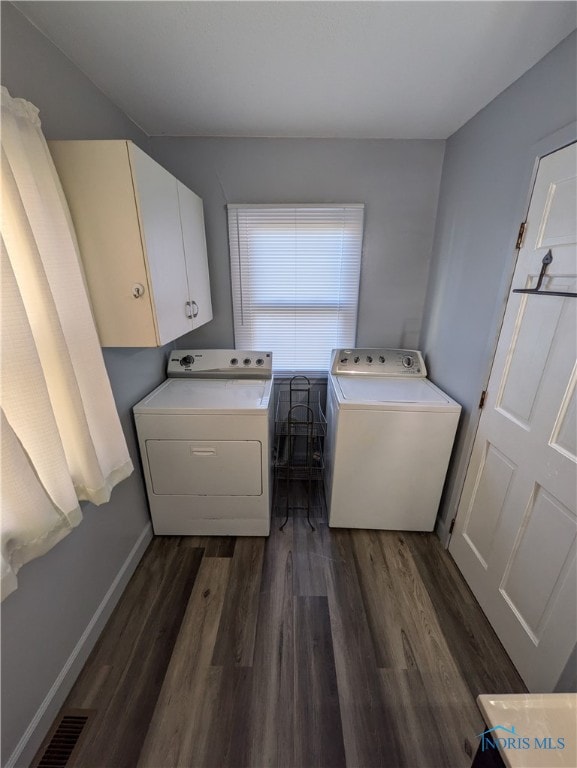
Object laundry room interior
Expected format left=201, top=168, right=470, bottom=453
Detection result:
left=1, top=2, right=576, bottom=767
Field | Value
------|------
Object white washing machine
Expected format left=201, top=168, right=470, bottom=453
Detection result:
left=133, top=349, right=273, bottom=536
left=325, top=348, right=461, bottom=531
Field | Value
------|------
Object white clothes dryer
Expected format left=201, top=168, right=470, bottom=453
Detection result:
left=325, top=348, right=461, bottom=531
left=134, top=349, right=273, bottom=536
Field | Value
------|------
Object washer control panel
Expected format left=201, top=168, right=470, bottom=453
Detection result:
left=331, top=348, right=426, bottom=377
left=167, top=350, right=272, bottom=379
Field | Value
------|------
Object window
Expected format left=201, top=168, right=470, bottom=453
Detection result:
left=227, top=204, right=364, bottom=373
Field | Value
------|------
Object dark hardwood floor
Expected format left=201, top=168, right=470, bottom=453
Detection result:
left=43, top=482, right=526, bottom=768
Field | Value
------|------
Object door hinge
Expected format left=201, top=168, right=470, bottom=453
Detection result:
left=515, top=221, right=526, bottom=250
left=449, top=518, right=456, bottom=534
left=479, top=390, right=487, bottom=409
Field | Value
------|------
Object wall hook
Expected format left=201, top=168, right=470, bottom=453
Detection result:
left=513, top=250, right=576, bottom=298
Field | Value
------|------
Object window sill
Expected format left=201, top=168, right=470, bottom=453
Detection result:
left=273, top=372, right=328, bottom=384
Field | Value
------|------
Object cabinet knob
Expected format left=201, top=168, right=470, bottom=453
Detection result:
left=191, top=301, right=199, bottom=318
left=185, top=301, right=193, bottom=319
left=132, top=283, right=145, bottom=298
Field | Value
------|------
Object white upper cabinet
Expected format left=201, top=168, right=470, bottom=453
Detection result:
left=49, top=140, right=213, bottom=347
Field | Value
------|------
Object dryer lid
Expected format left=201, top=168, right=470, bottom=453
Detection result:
left=134, top=378, right=272, bottom=414
left=335, top=376, right=453, bottom=405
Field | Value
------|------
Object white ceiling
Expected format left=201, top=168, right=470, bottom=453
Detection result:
left=13, top=1, right=577, bottom=139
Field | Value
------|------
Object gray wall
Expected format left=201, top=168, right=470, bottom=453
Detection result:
left=149, top=137, right=445, bottom=352
left=421, top=32, right=577, bottom=693
left=1, top=5, right=168, bottom=765
left=420, top=31, right=577, bottom=546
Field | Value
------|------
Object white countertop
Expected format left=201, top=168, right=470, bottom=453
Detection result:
left=477, top=694, right=577, bottom=768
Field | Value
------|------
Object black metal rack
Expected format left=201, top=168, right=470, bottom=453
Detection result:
left=274, top=376, right=326, bottom=531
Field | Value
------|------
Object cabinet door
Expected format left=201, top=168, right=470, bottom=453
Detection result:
left=129, top=145, right=193, bottom=345
left=176, top=181, right=213, bottom=329
left=49, top=140, right=158, bottom=347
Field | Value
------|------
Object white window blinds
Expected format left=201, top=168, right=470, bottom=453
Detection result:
left=228, top=204, right=363, bottom=373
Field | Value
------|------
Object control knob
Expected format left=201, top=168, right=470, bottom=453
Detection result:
left=340, top=357, right=348, bottom=364
left=402, top=355, right=414, bottom=369
left=379, top=355, right=385, bottom=363
left=243, top=358, right=252, bottom=366
left=180, top=355, right=193, bottom=366
left=256, top=358, right=264, bottom=366
left=230, top=357, right=238, bottom=366
left=354, top=356, right=360, bottom=364
left=366, top=355, right=373, bottom=363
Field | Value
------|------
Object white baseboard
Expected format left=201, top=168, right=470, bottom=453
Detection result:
left=5, top=523, right=153, bottom=768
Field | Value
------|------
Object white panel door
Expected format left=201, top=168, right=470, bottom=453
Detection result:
left=177, top=181, right=213, bottom=329
left=450, top=143, right=577, bottom=692
left=129, top=144, right=193, bottom=345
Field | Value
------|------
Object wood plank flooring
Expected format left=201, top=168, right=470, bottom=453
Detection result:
left=50, top=481, right=526, bottom=768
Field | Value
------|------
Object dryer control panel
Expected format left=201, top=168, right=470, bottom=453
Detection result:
left=331, top=348, right=426, bottom=377
left=167, top=349, right=273, bottom=379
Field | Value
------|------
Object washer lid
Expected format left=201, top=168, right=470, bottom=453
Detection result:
left=134, top=378, right=272, bottom=414
left=335, top=376, right=457, bottom=406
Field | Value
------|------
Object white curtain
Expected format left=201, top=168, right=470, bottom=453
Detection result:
left=0, top=87, right=133, bottom=601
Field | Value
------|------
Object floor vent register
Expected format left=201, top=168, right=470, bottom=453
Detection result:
left=33, top=710, right=94, bottom=768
